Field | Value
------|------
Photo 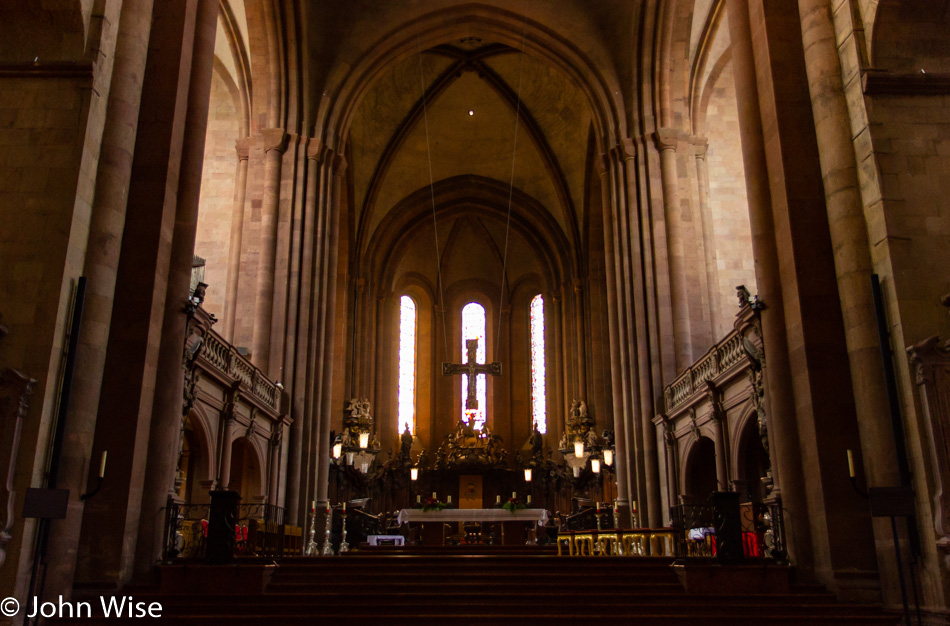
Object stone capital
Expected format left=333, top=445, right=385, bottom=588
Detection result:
left=260, top=128, right=288, bottom=153
left=596, top=153, right=611, bottom=178
left=619, top=137, right=637, bottom=162
left=691, top=136, right=708, bottom=160
left=653, top=128, right=680, bottom=152
left=332, top=153, right=348, bottom=177
left=306, top=138, right=324, bottom=162
left=572, top=278, right=585, bottom=293
left=235, top=137, right=252, bottom=160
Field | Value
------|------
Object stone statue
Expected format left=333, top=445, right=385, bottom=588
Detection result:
left=529, top=423, right=543, bottom=458
left=400, top=424, right=413, bottom=460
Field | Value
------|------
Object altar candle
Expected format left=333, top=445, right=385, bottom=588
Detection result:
left=98, top=450, right=108, bottom=479
left=447, top=495, right=452, bottom=504
left=496, top=495, right=501, bottom=504
left=527, top=495, right=532, bottom=504
left=432, top=492, right=437, bottom=499
left=632, top=500, right=637, bottom=512
left=512, top=491, right=516, bottom=499
left=326, top=502, right=331, bottom=514
left=417, top=495, right=422, bottom=504
left=311, top=500, right=315, bottom=512
left=342, top=502, right=346, bottom=512
left=847, top=449, right=855, bottom=478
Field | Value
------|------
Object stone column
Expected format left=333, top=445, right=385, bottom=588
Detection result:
left=286, top=143, right=320, bottom=525
left=251, top=129, right=288, bottom=373
left=726, top=0, right=812, bottom=569
left=709, top=401, right=729, bottom=491
left=316, top=154, right=346, bottom=504
left=44, top=0, right=154, bottom=597
left=618, top=140, right=662, bottom=528
left=133, top=0, right=217, bottom=579
left=218, top=414, right=236, bottom=489
left=596, top=154, right=630, bottom=519
left=268, top=429, right=281, bottom=504
left=655, top=129, right=692, bottom=371
left=797, top=0, right=895, bottom=485
left=693, top=138, right=722, bottom=333
left=222, top=138, right=250, bottom=341
left=573, top=280, right=588, bottom=398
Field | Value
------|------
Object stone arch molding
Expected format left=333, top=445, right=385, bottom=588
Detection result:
left=313, top=3, right=628, bottom=154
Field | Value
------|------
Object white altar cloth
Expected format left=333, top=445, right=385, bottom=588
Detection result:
left=396, top=508, right=549, bottom=526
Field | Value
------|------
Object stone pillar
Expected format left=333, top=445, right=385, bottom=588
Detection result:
left=268, top=429, right=281, bottom=504
left=218, top=415, right=236, bottom=489
left=133, top=0, right=217, bottom=579
left=693, top=138, right=722, bottom=333
left=799, top=0, right=899, bottom=596
left=596, top=154, right=630, bottom=519
left=285, top=145, right=320, bottom=525
left=726, top=0, right=812, bottom=570
left=250, top=129, right=288, bottom=373
left=710, top=404, right=729, bottom=491
left=44, top=0, right=154, bottom=597
left=797, top=0, right=895, bottom=488
left=655, top=129, right=692, bottom=371
left=316, top=154, right=346, bottom=504
left=572, top=280, right=588, bottom=398
left=222, top=138, right=250, bottom=341
left=618, top=140, right=662, bottom=528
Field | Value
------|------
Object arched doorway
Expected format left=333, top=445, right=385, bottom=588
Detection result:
left=684, top=437, right=718, bottom=504
left=736, top=417, right=770, bottom=503
left=177, top=414, right=208, bottom=503
left=228, top=437, right=262, bottom=501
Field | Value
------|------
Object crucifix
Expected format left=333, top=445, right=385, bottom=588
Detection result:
left=443, top=338, right=502, bottom=414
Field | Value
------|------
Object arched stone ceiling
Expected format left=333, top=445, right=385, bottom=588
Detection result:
left=349, top=42, right=592, bottom=256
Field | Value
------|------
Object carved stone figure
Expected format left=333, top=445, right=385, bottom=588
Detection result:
left=529, top=424, right=543, bottom=458
left=400, top=424, right=413, bottom=459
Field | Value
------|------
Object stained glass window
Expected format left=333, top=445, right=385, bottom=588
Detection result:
left=530, top=294, right=547, bottom=433
left=398, top=295, right=416, bottom=434
left=461, top=302, right=487, bottom=430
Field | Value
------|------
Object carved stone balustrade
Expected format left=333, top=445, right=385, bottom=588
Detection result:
left=653, top=295, right=772, bottom=517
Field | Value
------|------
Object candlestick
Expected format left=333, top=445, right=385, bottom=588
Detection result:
left=847, top=449, right=855, bottom=478
left=321, top=504, right=334, bottom=556
left=98, top=451, right=107, bottom=479
left=306, top=504, right=320, bottom=556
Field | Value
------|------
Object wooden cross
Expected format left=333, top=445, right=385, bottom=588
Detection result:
left=442, top=338, right=502, bottom=412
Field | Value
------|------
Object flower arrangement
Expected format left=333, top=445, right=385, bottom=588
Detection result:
left=502, top=497, right=526, bottom=513
left=421, top=497, right=446, bottom=512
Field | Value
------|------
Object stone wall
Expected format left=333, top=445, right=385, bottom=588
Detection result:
left=704, top=62, right=756, bottom=338
left=194, top=66, right=239, bottom=318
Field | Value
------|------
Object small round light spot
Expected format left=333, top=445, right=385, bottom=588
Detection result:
left=468, top=109, right=475, bottom=116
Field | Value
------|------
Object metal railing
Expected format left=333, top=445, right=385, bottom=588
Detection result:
left=163, top=501, right=289, bottom=561
left=669, top=500, right=786, bottom=561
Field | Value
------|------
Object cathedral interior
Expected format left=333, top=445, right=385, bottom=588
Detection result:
left=1, top=0, right=950, bottom=622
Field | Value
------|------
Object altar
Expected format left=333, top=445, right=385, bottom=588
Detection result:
left=397, top=508, right=549, bottom=546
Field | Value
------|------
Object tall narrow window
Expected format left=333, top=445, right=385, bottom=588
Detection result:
left=461, top=302, right=487, bottom=430
left=530, top=294, right=547, bottom=433
left=398, top=296, right=417, bottom=434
